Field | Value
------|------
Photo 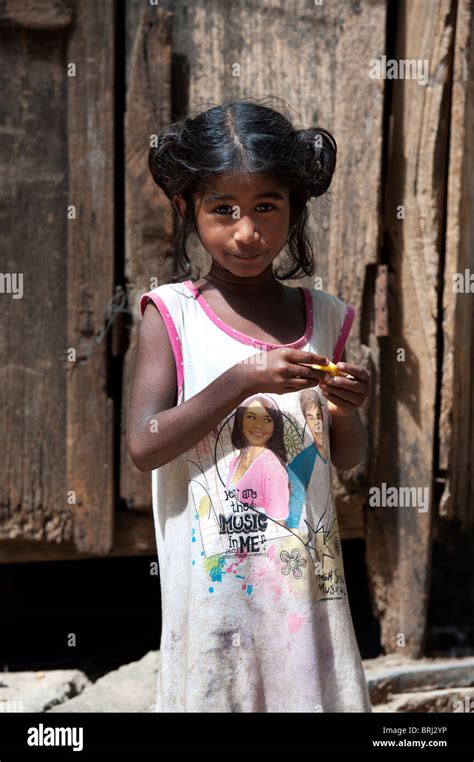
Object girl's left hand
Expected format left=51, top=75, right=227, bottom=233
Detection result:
left=319, top=362, right=370, bottom=417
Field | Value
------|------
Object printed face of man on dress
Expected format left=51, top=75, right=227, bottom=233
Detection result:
left=304, top=403, right=325, bottom=448
left=242, top=402, right=274, bottom=447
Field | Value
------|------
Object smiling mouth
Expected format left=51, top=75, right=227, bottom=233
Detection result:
left=231, top=250, right=266, bottom=260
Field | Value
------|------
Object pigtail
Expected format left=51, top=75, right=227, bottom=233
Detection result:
left=148, top=123, right=186, bottom=199
left=148, top=121, right=195, bottom=278
left=295, top=127, right=337, bottom=200
left=277, top=126, right=337, bottom=280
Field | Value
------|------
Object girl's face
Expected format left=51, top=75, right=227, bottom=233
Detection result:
left=242, top=401, right=274, bottom=447
left=174, top=172, right=291, bottom=277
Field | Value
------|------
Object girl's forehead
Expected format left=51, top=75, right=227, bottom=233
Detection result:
left=200, top=171, right=286, bottom=195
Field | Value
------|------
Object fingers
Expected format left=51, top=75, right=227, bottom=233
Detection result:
left=335, top=362, right=370, bottom=384
left=288, top=362, right=329, bottom=384
left=282, top=352, right=370, bottom=394
left=280, top=360, right=325, bottom=392
left=290, top=349, right=330, bottom=366
left=320, top=389, right=359, bottom=413
left=320, top=375, right=367, bottom=396
left=319, top=382, right=364, bottom=405
left=284, top=377, right=322, bottom=392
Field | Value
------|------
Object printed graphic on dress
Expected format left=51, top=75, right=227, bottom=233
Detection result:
left=187, top=390, right=346, bottom=600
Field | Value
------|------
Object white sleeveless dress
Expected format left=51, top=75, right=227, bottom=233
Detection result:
left=139, top=279, right=372, bottom=713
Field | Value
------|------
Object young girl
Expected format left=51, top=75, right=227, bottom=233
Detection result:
left=128, top=99, right=372, bottom=713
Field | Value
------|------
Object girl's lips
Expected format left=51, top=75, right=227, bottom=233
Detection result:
left=231, top=250, right=266, bottom=260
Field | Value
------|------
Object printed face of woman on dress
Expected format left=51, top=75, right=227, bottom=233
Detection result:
left=305, top=404, right=325, bottom=448
left=242, top=402, right=274, bottom=447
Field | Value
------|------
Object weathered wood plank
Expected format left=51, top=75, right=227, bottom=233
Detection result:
left=438, top=0, right=474, bottom=528
left=0, top=509, right=156, bottom=563
left=0, top=0, right=73, bottom=29
left=366, top=0, right=456, bottom=656
left=0, top=26, right=71, bottom=544
left=120, top=5, right=174, bottom=511
left=335, top=494, right=366, bottom=540
left=315, top=0, right=386, bottom=538
left=66, top=0, right=115, bottom=553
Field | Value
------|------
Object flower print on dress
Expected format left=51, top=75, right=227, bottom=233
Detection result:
left=283, top=413, right=305, bottom=460
left=280, top=548, right=308, bottom=579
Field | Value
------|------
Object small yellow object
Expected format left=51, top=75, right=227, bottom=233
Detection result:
left=310, top=362, right=340, bottom=376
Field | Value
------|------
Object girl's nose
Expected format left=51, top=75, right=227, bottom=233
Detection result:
left=233, top=219, right=260, bottom=244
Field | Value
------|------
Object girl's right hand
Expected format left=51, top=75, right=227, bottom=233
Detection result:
left=233, top=348, right=333, bottom=396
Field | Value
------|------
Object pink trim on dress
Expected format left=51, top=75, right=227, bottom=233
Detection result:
left=140, top=292, right=184, bottom=402
left=183, top=280, right=313, bottom=350
left=332, top=305, right=356, bottom=363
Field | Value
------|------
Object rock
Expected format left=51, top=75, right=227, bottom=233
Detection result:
left=0, top=669, right=91, bottom=713
left=47, top=650, right=159, bottom=713
left=373, top=686, right=474, bottom=713
left=5, top=651, right=473, bottom=714
left=363, top=654, right=474, bottom=709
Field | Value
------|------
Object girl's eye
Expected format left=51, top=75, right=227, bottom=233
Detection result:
left=212, top=203, right=277, bottom=215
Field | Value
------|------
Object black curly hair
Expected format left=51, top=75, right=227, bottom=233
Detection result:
left=148, top=97, right=337, bottom=280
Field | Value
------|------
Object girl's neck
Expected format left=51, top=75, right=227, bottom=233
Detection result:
left=205, top=261, right=284, bottom=298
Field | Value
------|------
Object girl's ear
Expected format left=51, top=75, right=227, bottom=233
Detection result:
left=172, top=194, right=186, bottom=220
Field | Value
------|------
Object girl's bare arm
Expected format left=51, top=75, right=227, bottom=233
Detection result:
left=128, top=303, right=330, bottom=471
left=127, top=303, right=254, bottom=471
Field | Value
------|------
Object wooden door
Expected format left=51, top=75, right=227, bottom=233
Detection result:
left=0, top=0, right=116, bottom=559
